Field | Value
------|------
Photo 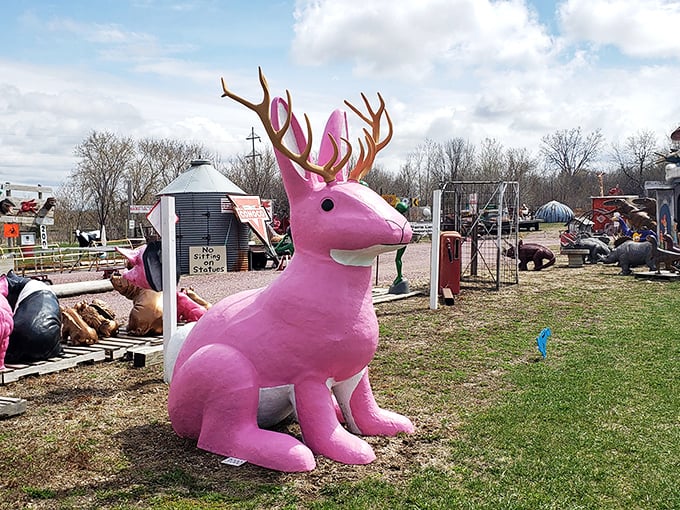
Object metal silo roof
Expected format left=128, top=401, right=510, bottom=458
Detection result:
left=158, top=159, right=246, bottom=195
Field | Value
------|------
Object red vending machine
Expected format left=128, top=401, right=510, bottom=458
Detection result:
left=438, top=231, right=462, bottom=305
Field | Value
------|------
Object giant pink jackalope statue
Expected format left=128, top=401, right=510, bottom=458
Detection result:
left=165, top=68, right=414, bottom=472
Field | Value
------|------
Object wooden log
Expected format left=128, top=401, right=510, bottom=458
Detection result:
left=441, top=287, right=455, bottom=306
left=0, top=397, right=27, bottom=418
left=51, top=280, right=114, bottom=297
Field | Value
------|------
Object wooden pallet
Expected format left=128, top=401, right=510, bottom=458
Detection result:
left=372, top=287, right=423, bottom=304
left=634, top=270, right=680, bottom=281
left=0, top=345, right=105, bottom=384
left=128, top=344, right=165, bottom=368
left=89, top=332, right=163, bottom=361
left=0, top=330, right=163, bottom=385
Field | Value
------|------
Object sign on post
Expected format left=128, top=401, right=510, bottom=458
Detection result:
left=129, top=204, right=153, bottom=214
left=227, top=195, right=272, bottom=250
left=189, top=246, right=227, bottom=275
left=3, top=224, right=19, bottom=238
left=39, top=224, right=48, bottom=249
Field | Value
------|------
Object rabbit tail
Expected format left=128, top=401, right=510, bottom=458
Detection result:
left=163, top=322, right=195, bottom=383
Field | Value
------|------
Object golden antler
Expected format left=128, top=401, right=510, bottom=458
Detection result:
left=220, top=67, right=351, bottom=183
left=344, top=93, right=393, bottom=182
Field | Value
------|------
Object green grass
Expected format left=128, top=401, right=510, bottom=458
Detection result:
left=347, top=273, right=679, bottom=509
left=1, top=260, right=678, bottom=509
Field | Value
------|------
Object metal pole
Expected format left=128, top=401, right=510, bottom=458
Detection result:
left=429, top=189, right=442, bottom=310
left=127, top=180, right=132, bottom=238
left=161, top=195, right=177, bottom=382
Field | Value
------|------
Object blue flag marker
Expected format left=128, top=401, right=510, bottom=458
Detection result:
left=537, top=327, right=551, bottom=358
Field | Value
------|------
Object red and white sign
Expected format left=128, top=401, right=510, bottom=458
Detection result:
left=146, top=200, right=179, bottom=236
left=220, top=197, right=234, bottom=212
left=130, top=204, right=153, bottom=214
left=469, top=193, right=478, bottom=214
left=228, top=195, right=271, bottom=248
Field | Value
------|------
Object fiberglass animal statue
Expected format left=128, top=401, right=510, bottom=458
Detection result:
left=564, top=233, right=610, bottom=264
left=603, top=238, right=655, bottom=275
left=0, top=275, right=14, bottom=370
left=3, top=271, right=62, bottom=364
left=164, top=69, right=414, bottom=472
left=504, top=240, right=555, bottom=270
left=646, top=234, right=680, bottom=273
left=115, top=241, right=207, bottom=323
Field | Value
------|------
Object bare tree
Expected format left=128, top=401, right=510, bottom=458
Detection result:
left=72, top=131, right=134, bottom=238
left=226, top=148, right=288, bottom=218
left=476, top=138, right=506, bottom=180
left=504, top=147, right=540, bottom=209
left=441, top=137, right=476, bottom=183
left=539, top=127, right=604, bottom=207
left=396, top=148, right=424, bottom=199
left=54, top=179, right=97, bottom=243
left=610, top=130, right=663, bottom=195
left=506, top=147, right=537, bottom=182
left=541, top=127, right=603, bottom=177
left=362, top=164, right=399, bottom=196
left=127, top=138, right=209, bottom=205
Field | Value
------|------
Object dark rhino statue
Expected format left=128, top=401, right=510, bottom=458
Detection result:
left=573, top=235, right=611, bottom=263
left=603, top=239, right=655, bottom=275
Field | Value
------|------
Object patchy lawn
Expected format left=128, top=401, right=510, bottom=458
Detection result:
left=1, top=230, right=678, bottom=509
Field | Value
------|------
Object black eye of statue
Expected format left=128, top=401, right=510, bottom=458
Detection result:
left=321, top=198, right=334, bottom=211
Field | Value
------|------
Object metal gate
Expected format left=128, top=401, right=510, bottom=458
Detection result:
left=440, top=181, right=519, bottom=290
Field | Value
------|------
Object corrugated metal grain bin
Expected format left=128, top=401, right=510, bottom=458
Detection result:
left=157, top=159, right=250, bottom=274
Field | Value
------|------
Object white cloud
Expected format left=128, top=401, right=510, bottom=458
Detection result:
left=558, top=0, right=680, bottom=59
left=5, top=1, right=680, bottom=191
left=292, top=0, right=554, bottom=80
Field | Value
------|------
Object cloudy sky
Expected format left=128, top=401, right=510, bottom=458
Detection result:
left=2, top=0, right=680, bottom=189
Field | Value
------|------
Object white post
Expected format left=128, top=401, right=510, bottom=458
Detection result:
left=161, top=195, right=177, bottom=381
left=429, top=189, right=442, bottom=310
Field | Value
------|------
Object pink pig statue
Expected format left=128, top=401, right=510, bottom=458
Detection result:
left=0, top=275, right=15, bottom=370
left=165, top=69, right=414, bottom=472
left=115, top=242, right=206, bottom=323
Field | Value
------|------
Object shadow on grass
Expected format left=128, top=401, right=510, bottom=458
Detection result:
left=21, top=423, right=290, bottom=509
left=26, top=374, right=162, bottom=407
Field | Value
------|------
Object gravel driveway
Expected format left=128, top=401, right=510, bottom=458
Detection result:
left=50, top=225, right=560, bottom=328
left=53, top=241, right=434, bottom=325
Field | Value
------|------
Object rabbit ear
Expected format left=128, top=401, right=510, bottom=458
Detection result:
left=270, top=97, right=321, bottom=199
left=318, top=109, right=349, bottom=183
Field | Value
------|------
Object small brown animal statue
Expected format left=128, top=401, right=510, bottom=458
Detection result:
left=505, top=240, right=556, bottom=271
left=74, top=300, right=120, bottom=337
left=60, top=306, right=98, bottom=346
left=111, top=275, right=163, bottom=336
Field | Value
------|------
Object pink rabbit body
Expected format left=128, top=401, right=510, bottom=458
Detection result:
left=167, top=70, right=414, bottom=472
left=0, top=275, right=15, bottom=370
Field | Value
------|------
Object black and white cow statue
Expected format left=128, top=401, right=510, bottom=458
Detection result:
left=3, top=271, right=62, bottom=364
